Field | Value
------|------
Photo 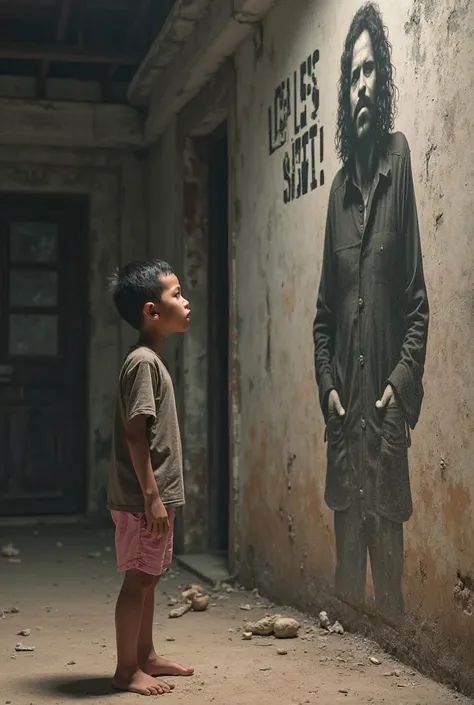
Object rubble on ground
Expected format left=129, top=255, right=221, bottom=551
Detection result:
left=168, top=583, right=210, bottom=618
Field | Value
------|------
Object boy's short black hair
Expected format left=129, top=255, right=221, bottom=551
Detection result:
left=109, top=259, right=174, bottom=330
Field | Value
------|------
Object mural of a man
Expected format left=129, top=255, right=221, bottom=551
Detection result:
left=313, top=2, right=429, bottom=620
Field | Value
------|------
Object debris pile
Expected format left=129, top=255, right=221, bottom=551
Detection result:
left=1, top=543, right=21, bottom=563
left=1, top=543, right=20, bottom=558
left=319, top=610, right=345, bottom=635
left=242, top=614, right=300, bottom=640
left=168, top=584, right=210, bottom=619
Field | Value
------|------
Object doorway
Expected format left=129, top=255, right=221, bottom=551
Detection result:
left=207, top=125, right=230, bottom=554
left=0, top=195, right=88, bottom=516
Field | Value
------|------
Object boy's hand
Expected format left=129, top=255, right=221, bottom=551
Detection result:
left=145, top=495, right=169, bottom=537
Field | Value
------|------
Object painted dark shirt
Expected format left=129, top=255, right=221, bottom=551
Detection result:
left=313, top=131, right=429, bottom=522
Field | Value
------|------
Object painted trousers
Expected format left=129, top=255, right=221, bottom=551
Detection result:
left=334, top=497, right=404, bottom=621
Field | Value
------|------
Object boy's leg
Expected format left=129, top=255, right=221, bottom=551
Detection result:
left=135, top=507, right=193, bottom=677
left=139, top=575, right=194, bottom=677
left=113, top=568, right=174, bottom=695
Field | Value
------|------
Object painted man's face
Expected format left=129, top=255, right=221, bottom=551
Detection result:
left=350, top=30, right=377, bottom=143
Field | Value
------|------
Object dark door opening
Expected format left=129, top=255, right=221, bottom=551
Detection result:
left=208, top=125, right=230, bottom=553
left=0, top=195, right=88, bottom=516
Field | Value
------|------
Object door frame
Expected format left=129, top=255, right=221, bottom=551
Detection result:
left=0, top=192, right=89, bottom=516
left=206, top=122, right=230, bottom=552
left=174, top=61, right=237, bottom=569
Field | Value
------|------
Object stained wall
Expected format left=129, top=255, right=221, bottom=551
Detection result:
left=232, top=0, right=474, bottom=688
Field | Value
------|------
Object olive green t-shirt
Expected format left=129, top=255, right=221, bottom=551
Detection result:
left=107, top=346, right=185, bottom=512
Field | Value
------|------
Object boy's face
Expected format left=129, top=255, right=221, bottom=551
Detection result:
left=144, top=274, right=190, bottom=335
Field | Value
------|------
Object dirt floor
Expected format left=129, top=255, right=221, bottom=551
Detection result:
left=0, top=524, right=470, bottom=705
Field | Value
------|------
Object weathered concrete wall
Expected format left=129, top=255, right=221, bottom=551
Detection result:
left=147, top=64, right=235, bottom=555
left=181, top=137, right=209, bottom=552
left=148, top=125, right=210, bottom=553
left=233, top=0, right=474, bottom=691
left=0, top=103, right=148, bottom=515
left=0, top=98, right=142, bottom=148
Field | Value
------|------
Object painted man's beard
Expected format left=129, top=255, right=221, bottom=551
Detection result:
left=352, top=95, right=375, bottom=154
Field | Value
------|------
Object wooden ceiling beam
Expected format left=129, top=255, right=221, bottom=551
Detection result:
left=0, top=0, right=134, bottom=11
left=0, top=43, right=139, bottom=65
left=37, top=0, right=70, bottom=93
left=108, top=0, right=151, bottom=80
left=57, top=0, right=73, bottom=42
left=39, top=0, right=74, bottom=94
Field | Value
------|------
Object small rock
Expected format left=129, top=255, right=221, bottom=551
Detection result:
left=87, top=551, right=101, bottom=559
left=15, top=642, right=35, bottom=652
left=167, top=598, right=178, bottom=606
left=169, top=603, right=191, bottom=619
left=259, top=667, right=271, bottom=671
left=242, top=632, right=252, bottom=640
left=67, top=660, right=76, bottom=666
left=277, top=648, right=288, bottom=655
left=191, top=594, right=210, bottom=612
left=331, top=621, right=344, bottom=635
left=1, top=543, right=20, bottom=558
left=369, top=657, right=381, bottom=665
left=339, top=688, right=349, bottom=694
left=166, top=637, right=175, bottom=642
left=274, top=617, right=300, bottom=639
left=319, top=611, right=331, bottom=630
left=18, top=629, right=31, bottom=637
left=239, top=604, right=251, bottom=611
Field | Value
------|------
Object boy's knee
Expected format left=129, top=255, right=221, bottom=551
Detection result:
left=124, top=569, right=155, bottom=590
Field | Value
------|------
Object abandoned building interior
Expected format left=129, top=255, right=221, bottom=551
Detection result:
left=0, top=0, right=473, bottom=698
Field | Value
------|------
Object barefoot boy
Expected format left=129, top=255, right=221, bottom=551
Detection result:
left=107, top=259, right=194, bottom=696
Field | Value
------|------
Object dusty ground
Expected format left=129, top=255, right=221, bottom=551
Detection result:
left=0, top=524, right=470, bottom=705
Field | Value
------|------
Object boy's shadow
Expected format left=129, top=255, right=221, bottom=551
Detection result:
left=27, top=675, right=114, bottom=698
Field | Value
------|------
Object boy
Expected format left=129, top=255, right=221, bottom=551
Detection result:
left=107, top=259, right=194, bottom=696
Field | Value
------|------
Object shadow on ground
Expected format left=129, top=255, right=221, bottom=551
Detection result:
left=23, top=675, right=114, bottom=698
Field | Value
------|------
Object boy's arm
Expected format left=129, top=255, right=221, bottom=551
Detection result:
left=123, top=359, right=169, bottom=536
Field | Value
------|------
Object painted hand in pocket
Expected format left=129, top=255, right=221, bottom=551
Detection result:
left=375, top=384, right=394, bottom=410
left=328, top=389, right=345, bottom=417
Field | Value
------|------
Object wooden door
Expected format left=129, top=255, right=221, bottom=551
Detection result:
left=0, top=195, right=88, bottom=516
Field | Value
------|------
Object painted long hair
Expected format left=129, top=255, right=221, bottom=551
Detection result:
left=335, top=2, right=398, bottom=165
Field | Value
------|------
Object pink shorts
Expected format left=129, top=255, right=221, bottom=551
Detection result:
left=111, top=507, right=176, bottom=577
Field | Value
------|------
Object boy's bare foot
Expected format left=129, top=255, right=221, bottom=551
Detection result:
left=143, top=653, right=194, bottom=678
left=112, top=668, right=175, bottom=695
